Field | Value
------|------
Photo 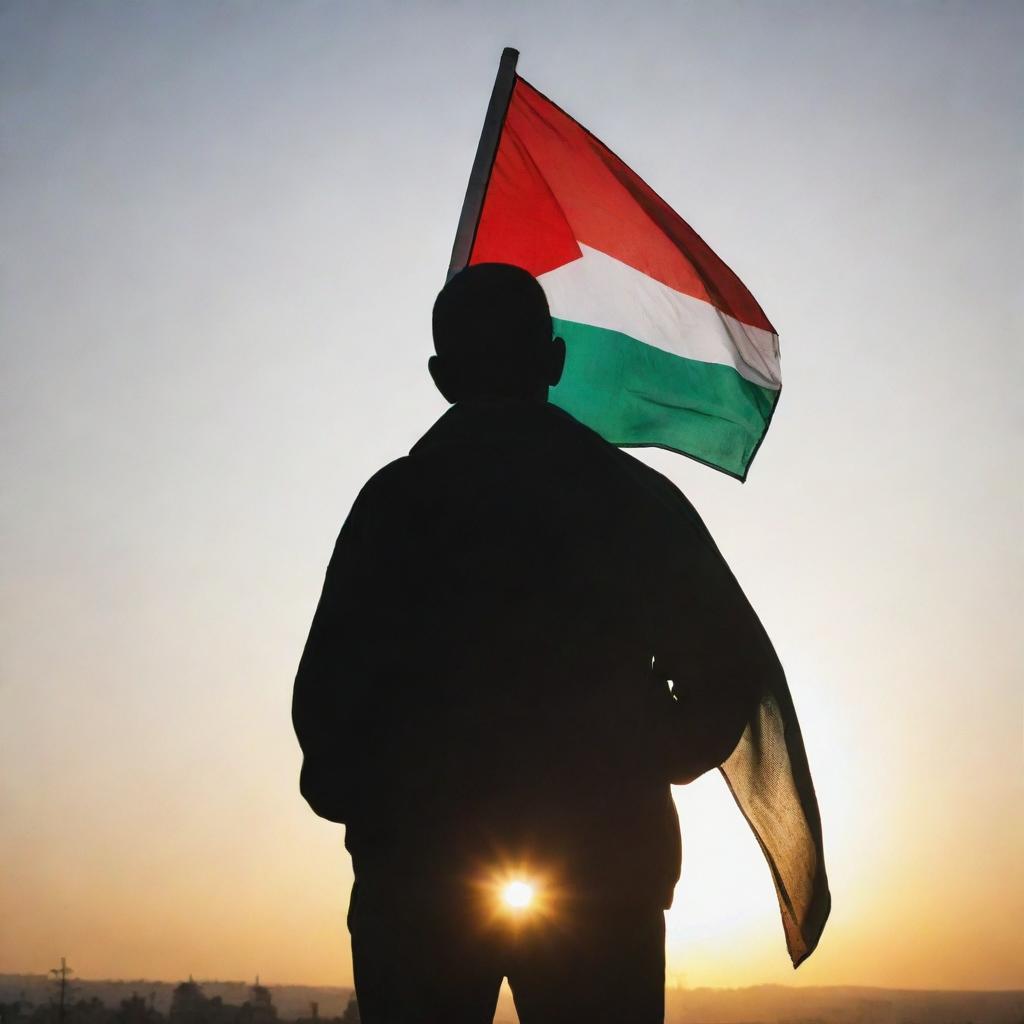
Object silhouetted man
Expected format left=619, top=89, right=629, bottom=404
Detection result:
left=293, top=265, right=781, bottom=1023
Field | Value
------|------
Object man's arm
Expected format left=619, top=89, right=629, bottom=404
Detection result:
left=643, top=476, right=777, bottom=786
left=291, top=483, right=378, bottom=823
left=651, top=575, right=776, bottom=786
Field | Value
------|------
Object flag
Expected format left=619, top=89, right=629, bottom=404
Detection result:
left=458, top=71, right=781, bottom=480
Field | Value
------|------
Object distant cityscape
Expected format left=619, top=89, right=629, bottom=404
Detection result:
left=1, top=970, right=1022, bottom=1024
left=0, top=971, right=359, bottom=1024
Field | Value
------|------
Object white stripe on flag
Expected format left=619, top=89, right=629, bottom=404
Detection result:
left=538, top=245, right=781, bottom=390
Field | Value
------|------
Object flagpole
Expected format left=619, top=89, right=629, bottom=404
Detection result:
left=446, top=47, right=519, bottom=282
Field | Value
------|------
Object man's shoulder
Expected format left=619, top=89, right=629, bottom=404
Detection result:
left=354, top=456, right=416, bottom=506
left=597, top=442, right=709, bottom=536
left=354, top=403, right=710, bottom=540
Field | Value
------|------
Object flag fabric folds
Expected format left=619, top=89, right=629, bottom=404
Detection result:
left=467, top=76, right=781, bottom=481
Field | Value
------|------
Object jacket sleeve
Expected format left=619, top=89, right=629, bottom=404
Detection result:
left=291, top=484, right=377, bottom=823
left=646, top=483, right=778, bottom=786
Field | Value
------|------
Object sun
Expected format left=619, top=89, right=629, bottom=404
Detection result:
left=475, top=860, right=560, bottom=927
left=500, top=879, right=535, bottom=911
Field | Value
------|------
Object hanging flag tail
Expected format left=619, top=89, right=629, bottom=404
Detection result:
left=448, top=51, right=781, bottom=481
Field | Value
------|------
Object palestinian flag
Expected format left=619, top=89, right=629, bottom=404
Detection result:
left=449, top=52, right=781, bottom=480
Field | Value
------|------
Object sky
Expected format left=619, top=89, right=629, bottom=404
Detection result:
left=2, top=0, right=1022, bottom=993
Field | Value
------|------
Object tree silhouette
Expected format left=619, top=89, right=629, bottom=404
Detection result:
left=116, top=995, right=154, bottom=1024
left=168, top=982, right=206, bottom=1024
left=237, top=985, right=275, bottom=1024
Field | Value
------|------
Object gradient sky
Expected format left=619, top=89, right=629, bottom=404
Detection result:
left=2, top=0, right=1021, bottom=992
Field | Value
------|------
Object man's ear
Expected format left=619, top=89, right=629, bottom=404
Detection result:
left=546, top=336, right=567, bottom=387
left=428, top=354, right=459, bottom=404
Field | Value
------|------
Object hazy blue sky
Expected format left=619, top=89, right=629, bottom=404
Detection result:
left=2, top=0, right=1021, bottom=990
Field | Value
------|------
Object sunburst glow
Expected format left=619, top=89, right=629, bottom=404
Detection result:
left=500, top=879, right=535, bottom=910
left=476, top=861, right=560, bottom=928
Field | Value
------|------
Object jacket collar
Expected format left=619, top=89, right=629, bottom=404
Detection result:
left=410, top=398, right=589, bottom=455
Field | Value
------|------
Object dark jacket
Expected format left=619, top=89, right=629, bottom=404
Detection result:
left=293, top=399, right=779, bottom=910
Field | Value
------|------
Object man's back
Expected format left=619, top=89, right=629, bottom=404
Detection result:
left=293, top=397, right=716, bottom=906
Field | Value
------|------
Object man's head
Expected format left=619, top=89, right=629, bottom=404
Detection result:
left=429, top=263, right=566, bottom=403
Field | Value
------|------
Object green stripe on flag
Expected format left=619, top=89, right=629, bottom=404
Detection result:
left=549, top=318, right=780, bottom=479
